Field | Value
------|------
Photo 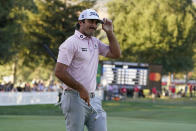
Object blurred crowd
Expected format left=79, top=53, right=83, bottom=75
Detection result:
left=161, top=84, right=196, bottom=98
left=1, top=80, right=196, bottom=102
left=98, top=83, right=196, bottom=101
left=0, top=80, right=62, bottom=92
left=99, top=84, right=146, bottom=101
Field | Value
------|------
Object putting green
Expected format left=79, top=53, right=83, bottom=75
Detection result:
left=0, top=115, right=196, bottom=131
left=0, top=99, right=196, bottom=131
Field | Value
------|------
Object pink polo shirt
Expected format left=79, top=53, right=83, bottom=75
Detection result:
left=57, top=30, right=109, bottom=92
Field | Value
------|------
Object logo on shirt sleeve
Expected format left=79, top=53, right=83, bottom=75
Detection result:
left=81, top=48, right=87, bottom=51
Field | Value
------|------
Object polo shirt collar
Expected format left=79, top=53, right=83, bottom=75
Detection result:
left=74, top=30, right=91, bottom=40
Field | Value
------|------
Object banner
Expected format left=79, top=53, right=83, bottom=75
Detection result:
left=148, top=65, right=162, bottom=91
left=0, top=92, right=58, bottom=106
left=0, top=90, right=103, bottom=106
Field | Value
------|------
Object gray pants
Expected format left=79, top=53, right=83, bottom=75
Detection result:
left=60, top=90, right=107, bottom=131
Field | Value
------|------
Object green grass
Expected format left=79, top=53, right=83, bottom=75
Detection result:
left=0, top=98, right=196, bottom=131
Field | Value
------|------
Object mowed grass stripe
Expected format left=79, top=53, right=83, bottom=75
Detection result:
left=0, top=115, right=196, bottom=131
left=0, top=115, right=66, bottom=131
left=0, top=98, right=196, bottom=131
left=108, top=116, right=196, bottom=131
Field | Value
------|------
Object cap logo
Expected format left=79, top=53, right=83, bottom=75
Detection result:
left=82, top=15, right=84, bottom=18
left=89, top=12, right=99, bottom=17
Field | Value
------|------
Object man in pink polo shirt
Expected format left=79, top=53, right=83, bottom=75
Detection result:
left=55, top=9, right=121, bottom=131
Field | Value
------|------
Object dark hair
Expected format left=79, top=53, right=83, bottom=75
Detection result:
left=75, top=23, right=80, bottom=30
left=75, top=20, right=85, bottom=30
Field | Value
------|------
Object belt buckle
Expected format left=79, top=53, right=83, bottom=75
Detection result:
left=90, top=93, right=95, bottom=98
left=64, top=88, right=74, bottom=95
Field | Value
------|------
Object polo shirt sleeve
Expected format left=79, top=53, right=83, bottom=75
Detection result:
left=57, top=40, right=75, bottom=66
left=98, top=39, right=109, bottom=57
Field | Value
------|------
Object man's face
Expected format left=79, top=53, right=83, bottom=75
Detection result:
left=79, top=19, right=100, bottom=36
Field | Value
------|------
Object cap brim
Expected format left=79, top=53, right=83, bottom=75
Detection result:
left=99, top=20, right=104, bottom=24
left=79, top=18, right=104, bottom=24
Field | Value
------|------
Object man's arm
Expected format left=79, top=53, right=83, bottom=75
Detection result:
left=55, top=62, right=90, bottom=105
left=102, top=18, right=121, bottom=59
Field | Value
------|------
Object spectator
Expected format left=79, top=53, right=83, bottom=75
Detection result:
left=6, top=82, right=13, bottom=91
left=171, top=85, right=176, bottom=98
left=189, top=84, right=193, bottom=100
left=106, top=84, right=113, bottom=100
left=127, top=86, right=134, bottom=97
left=0, top=83, right=3, bottom=91
left=103, top=85, right=107, bottom=101
left=139, top=89, right=145, bottom=98
left=185, top=85, right=188, bottom=97
left=96, top=84, right=103, bottom=90
left=194, top=85, right=196, bottom=97
left=163, top=88, right=169, bottom=96
left=24, top=83, right=31, bottom=92
left=112, top=84, right=119, bottom=96
left=32, top=83, right=38, bottom=91
left=120, top=86, right=127, bottom=100
left=133, top=85, right=139, bottom=99
left=38, top=82, right=45, bottom=92
left=177, top=89, right=183, bottom=97
left=152, top=87, right=157, bottom=102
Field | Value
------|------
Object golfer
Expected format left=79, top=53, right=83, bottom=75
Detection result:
left=55, top=9, right=121, bottom=131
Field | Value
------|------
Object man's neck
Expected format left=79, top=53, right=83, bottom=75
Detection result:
left=78, top=30, right=92, bottom=38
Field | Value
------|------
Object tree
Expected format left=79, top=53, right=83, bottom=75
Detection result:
left=0, top=0, right=38, bottom=84
left=0, top=0, right=96, bottom=83
left=107, top=0, right=196, bottom=74
left=0, top=0, right=15, bottom=64
left=22, top=0, right=95, bottom=69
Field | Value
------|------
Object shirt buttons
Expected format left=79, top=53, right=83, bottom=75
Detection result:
left=80, top=35, right=83, bottom=38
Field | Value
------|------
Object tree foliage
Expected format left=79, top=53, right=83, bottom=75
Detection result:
left=0, top=0, right=96, bottom=82
left=22, top=0, right=95, bottom=69
left=0, top=0, right=16, bottom=64
left=0, top=0, right=37, bottom=64
left=107, top=0, right=196, bottom=73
